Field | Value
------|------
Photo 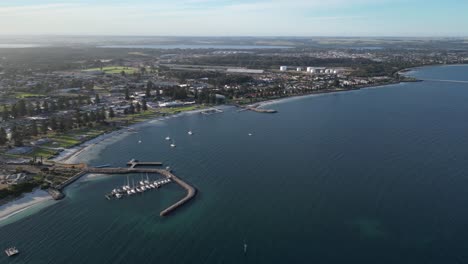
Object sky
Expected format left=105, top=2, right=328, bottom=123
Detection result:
left=0, top=0, right=467, bottom=37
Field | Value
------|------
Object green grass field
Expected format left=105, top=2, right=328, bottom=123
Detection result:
left=15, top=92, right=46, bottom=99
left=83, top=66, right=139, bottom=74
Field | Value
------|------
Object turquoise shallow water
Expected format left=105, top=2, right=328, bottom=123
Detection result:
left=2, top=65, right=468, bottom=263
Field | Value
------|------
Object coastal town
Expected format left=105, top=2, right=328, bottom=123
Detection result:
left=1, top=37, right=468, bottom=214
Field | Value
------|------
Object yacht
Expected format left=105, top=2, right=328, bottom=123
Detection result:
left=5, top=247, right=19, bottom=257
left=115, top=193, right=123, bottom=199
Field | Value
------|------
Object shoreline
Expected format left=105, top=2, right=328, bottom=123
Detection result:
left=0, top=189, right=53, bottom=223
left=53, top=106, right=224, bottom=164
left=253, top=82, right=403, bottom=109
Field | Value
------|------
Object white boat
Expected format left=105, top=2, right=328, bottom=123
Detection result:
left=248, top=133, right=253, bottom=136
left=165, top=136, right=171, bottom=141
left=138, top=140, right=142, bottom=144
left=149, top=184, right=155, bottom=188
left=244, top=242, right=247, bottom=254
left=5, top=247, right=19, bottom=257
left=115, top=193, right=123, bottom=199
left=127, top=190, right=132, bottom=195
left=170, top=142, right=176, bottom=148
left=188, top=130, right=193, bottom=135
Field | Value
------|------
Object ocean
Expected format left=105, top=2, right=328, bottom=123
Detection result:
left=1, top=65, right=468, bottom=263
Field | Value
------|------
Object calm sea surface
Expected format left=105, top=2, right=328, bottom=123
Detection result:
left=2, top=65, right=468, bottom=263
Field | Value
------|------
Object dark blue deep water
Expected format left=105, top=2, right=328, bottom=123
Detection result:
left=2, top=65, right=468, bottom=263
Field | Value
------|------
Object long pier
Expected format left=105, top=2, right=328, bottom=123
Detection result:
left=127, top=159, right=163, bottom=168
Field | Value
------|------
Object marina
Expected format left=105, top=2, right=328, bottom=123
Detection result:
left=105, top=175, right=172, bottom=200
left=86, top=160, right=197, bottom=217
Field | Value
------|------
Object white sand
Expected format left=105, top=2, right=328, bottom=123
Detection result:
left=0, top=189, right=53, bottom=221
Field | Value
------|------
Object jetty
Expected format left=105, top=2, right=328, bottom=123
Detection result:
left=235, top=104, right=277, bottom=113
left=49, top=160, right=197, bottom=217
left=127, top=159, right=163, bottom=168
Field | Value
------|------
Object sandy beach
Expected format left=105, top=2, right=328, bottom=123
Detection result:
left=52, top=106, right=226, bottom=164
left=0, top=189, right=53, bottom=222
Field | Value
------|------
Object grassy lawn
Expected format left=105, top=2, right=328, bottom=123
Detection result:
left=15, top=92, right=46, bottom=99
left=83, top=66, right=139, bottom=74
left=29, top=147, right=58, bottom=158
left=158, top=105, right=202, bottom=114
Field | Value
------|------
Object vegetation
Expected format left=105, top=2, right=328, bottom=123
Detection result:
left=83, top=66, right=138, bottom=74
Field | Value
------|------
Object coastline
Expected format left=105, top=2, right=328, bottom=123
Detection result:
left=0, top=189, right=53, bottom=223
left=52, top=106, right=225, bottom=164
left=253, top=82, right=403, bottom=109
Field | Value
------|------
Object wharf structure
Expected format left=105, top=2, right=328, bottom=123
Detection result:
left=234, top=104, right=277, bottom=113
left=48, top=160, right=197, bottom=217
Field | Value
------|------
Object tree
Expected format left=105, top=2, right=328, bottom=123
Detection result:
left=142, top=99, right=148, bottom=111
left=0, top=128, right=7, bottom=145
left=95, top=94, right=101, bottom=104
left=17, top=100, right=27, bottom=116
left=11, top=126, right=23, bottom=147
left=89, top=111, right=96, bottom=122
left=109, top=107, right=115, bottom=119
left=129, top=103, right=135, bottom=114
left=146, top=81, right=153, bottom=97
left=26, top=103, right=35, bottom=116
left=42, top=101, right=49, bottom=112
left=35, top=101, right=41, bottom=114
left=40, top=120, right=48, bottom=134
left=50, top=101, right=57, bottom=112
left=83, top=113, right=90, bottom=123
left=136, top=102, right=141, bottom=113
left=10, top=104, right=18, bottom=118
left=2, top=105, right=9, bottom=121
left=49, top=116, right=58, bottom=131
left=30, top=121, right=38, bottom=137
left=74, top=109, right=82, bottom=125
left=125, top=88, right=130, bottom=100
left=99, top=107, right=106, bottom=121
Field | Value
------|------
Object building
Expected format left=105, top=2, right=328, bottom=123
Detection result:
left=280, top=66, right=288, bottom=71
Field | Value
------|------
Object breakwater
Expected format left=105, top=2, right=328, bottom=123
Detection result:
left=48, top=161, right=197, bottom=217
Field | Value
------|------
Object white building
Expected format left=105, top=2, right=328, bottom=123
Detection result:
left=280, top=66, right=288, bottom=71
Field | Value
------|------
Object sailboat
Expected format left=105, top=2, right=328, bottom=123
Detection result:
left=170, top=139, right=176, bottom=148
left=244, top=241, right=248, bottom=254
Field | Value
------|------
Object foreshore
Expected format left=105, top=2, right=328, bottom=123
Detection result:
left=0, top=189, right=53, bottom=222
left=52, top=106, right=225, bottom=164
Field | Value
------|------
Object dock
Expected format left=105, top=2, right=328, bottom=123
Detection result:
left=87, top=167, right=196, bottom=217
